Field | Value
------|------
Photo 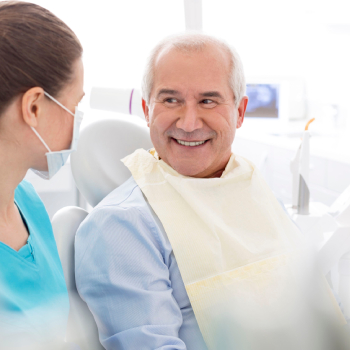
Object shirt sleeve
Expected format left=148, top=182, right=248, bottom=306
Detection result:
left=75, top=205, right=187, bottom=350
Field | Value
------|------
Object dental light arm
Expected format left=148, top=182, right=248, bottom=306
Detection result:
left=90, top=87, right=144, bottom=119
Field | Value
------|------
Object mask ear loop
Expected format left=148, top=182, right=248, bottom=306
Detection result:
left=31, top=91, right=76, bottom=153
left=31, top=127, right=52, bottom=153
left=44, top=92, right=75, bottom=117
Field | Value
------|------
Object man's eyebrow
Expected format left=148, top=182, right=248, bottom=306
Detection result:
left=156, top=89, right=180, bottom=97
left=199, top=91, right=224, bottom=99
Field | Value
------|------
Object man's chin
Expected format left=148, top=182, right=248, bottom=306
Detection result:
left=157, top=150, right=215, bottom=178
left=169, top=161, right=210, bottom=178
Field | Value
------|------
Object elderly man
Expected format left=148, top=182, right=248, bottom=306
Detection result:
left=75, top=33, right=346, bottom=350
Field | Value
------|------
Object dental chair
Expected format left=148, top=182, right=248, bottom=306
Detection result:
left=52, top=114, right=350, bottom=348
left=52, top=117, right=153, bottom=350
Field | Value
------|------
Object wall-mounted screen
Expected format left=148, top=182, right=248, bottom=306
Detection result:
left=245, top=84, right=280, bottom=118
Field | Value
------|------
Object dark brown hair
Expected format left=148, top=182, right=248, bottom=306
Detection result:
left=0, top=1, right=83, bottom=115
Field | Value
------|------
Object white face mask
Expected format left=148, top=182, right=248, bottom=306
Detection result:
left=31, top=91, right=84, bottom=180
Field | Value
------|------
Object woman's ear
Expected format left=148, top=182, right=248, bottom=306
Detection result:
left=21, top=87, right=46, bottom=128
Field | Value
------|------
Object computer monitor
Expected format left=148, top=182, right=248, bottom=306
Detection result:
left=245, top=83, right=280, bottom=119
left=243, top=78, right=306, bottom=126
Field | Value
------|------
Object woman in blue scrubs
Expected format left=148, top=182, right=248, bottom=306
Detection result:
left=0, top=2, right=84, bottom=349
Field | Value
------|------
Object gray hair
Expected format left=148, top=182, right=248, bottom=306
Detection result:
left=141, top=32, right=246, bottom=105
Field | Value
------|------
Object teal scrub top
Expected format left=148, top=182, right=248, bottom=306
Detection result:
left=0, top=180, right=69, bottom=349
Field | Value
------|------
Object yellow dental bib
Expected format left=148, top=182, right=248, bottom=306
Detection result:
left=122, top=149, right=346, bottom=350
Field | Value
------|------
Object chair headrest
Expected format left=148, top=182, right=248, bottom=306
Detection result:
left=71, top=117, right=153, bottom=207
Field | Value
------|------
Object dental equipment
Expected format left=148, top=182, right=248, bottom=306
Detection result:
left=90, top=87, right=144, bottom=119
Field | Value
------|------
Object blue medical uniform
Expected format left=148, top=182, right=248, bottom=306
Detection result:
left=0, top=180, right=69, bottom=349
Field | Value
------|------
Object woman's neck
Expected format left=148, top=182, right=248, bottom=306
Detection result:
left=0, top=139, right=28, bottom=220
left=0, top=138, right=31, bottom=250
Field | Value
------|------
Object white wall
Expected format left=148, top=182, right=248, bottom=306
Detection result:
left=25, top=0, right=350, bottom=129
left=21, top=0, right=350, bottom=214
left=25, top=0, right=186, bottom=125
left=202, top=0, right=350, bottom=128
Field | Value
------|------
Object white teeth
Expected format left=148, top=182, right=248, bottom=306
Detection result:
left=176, top=139, right=206, bottom=146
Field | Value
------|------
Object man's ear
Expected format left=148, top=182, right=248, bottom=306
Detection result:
left=21, top=87, right=46, bottom=128
left=236, top=96, right=248, bottom=129
left=142, top=98, right=150, bottom=127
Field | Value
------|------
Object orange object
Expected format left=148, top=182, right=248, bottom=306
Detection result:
left=305, top=118, right=315, bottom=131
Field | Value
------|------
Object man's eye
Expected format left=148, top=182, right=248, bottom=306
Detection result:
left=164, top=98, right=177, bottom=103
left=201, top=98, right=216, bottom=108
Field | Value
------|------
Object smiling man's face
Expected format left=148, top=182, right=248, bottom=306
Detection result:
left=143, top=44, right=248, bottom=178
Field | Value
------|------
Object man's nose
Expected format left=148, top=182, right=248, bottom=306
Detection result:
left=176, top=103, right=203, bottom=132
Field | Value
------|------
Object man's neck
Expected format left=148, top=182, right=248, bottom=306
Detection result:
left=193, top=154, right=232, bottom=179
left=205, top=168, right=225, bottom=178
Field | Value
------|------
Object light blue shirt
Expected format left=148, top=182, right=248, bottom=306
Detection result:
left=0, top=180, right=70, bottom=349
left=75, top=177, right=208, bottom=350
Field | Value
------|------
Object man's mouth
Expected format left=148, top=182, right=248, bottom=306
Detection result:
left=173, top=138, right=208, bottom=147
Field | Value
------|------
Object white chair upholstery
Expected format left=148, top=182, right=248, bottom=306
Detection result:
left=53, top=116, right=350, bottom=339
left=52, top=206, right=104, bottom=350
left=52, top=117, right=152, bottom=349
left=71, top=117, right=153, bottom=207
